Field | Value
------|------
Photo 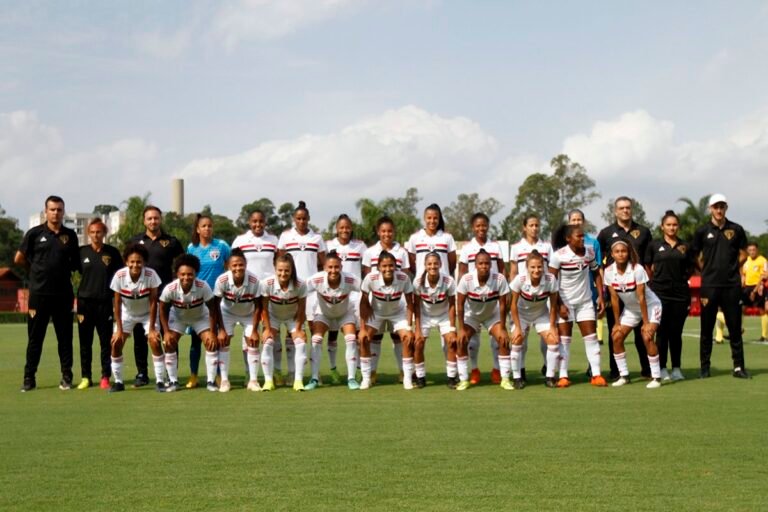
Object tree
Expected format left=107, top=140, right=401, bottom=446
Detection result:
left=0, top=204, right=24, bottom=270
left=112, top=194, right=151, bottom=249
left=500, top=154, right=599, bottom=240
left=675, top=195, right=711, bottom=241
left=601, top=197, right=656, bottom=234
left=194, top=205, right=238, bottom=245
left=355, top=187, right=422, bottom=244
left=443, top=193, right=503, bottom=241
left=236, top=199, right=296, bottom=235
left=92, top=204, right=119, bottom=216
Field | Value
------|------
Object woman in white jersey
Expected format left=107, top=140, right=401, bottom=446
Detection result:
left=458, top=212, right=506, bottom=385
left=277, top=201, right=326, bottom=385
left=548, top=225, right=607, bottom=388
left=305, top=251, right=362, bottom=391
left=604, top=239, right=663, bottom=389
left=324, top=214, right=366, bottom=384
left=259, top=254, right=308, bottom=392
left=456, top=250, right=511, bottom=391
left=108, top=243, right=163, bottom=392
left=509, top=250, right=559, bottom=390
left=159, top=254, right=220, bottom=393
left=359, top=251, right=415, bottom=390
left=414, top=252, right=457, bottom=389
left=213, top=249, right=261, bottom=392
left=407, top=203, right=456, bottom=278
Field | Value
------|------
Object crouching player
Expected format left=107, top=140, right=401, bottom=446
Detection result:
left=305, top=251, right=362, bottom=390
left=108, top=243, right=163, bottom=392
left=213, top=248, right=261, bottom=392
left=604, top=239, right=664, bottom=389
left=159, top=254, right=220, bottom=392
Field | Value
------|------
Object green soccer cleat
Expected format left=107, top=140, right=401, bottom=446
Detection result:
left=76, top=378, right=91, bottom=390
left=293, top=380, right=305, bottom=392
left=500, top=378, right=514, bottom=390
left=329, top=368, right=342, bottom=385
left=347, top=379, right=360, bottom=390
left=456, top=380, right=470, bottom=391
left=305, top=378, right=320, bottom=391
left=262, top=379, right=275, bottom=391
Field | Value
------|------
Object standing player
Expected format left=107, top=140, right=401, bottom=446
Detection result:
left=456, top=250, right=511, bottom=391
left=742, top=242, right=768, bottom=341
left=186, top=214, right=231, bottom=389
left=567, top=209, right=603, bottom=346
left=158, top=254, right=220, bottom=392
left=407, top=203, right=457, bottom=277
left=604, top=239, right=664, bottom=388
left=76, top=218, right=122, bottom=390
left=213, top=249, right=261, bottom=392
left=109, top=244, right=163, bottom=392
left=305, top=251, right=362, bottom=390
left=458, top=212, right=506, bottom=385
left=414, top=252, right=457, bottom=388
left=277, top=201, right=325, bottom=385
left=259, top=254, right=308, bottom=391
left=324, top=214, right=366, bottom=384
left=359, top=251, right=415, bottom=390
left=549, top=224, right=607, bottom=387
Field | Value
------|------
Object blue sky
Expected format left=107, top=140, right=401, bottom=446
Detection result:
left=2, top=0, right=767, bottom=233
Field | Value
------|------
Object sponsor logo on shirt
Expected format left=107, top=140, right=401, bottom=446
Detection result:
left=723, top=229, right=735, bottom=240
left=102, top=255, right=112, bottom=266
left=630, top=229, right=640, bottom=239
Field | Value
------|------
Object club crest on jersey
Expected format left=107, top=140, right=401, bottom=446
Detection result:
left=701, top=298, right=709, bottom=306
left=300, top=243, right=306, bottom=250
left=59, top=235, right=69, bottom=245
left=255, top=244, right=262, bottom=252
left=160, top=240, right=170, bottom=248
left=428, top=244, right=435, bottom=252
left=630, top=229, right=640, bottom=239
left=340, top=253, right=347, bottom=260
left=209, top=250, right=220, bottom=261
left=77, top=314, right=85, bottom=323
left=102, top=255, right=112, bottom=266
left=723, top=229, right=735, bottom=240
left=29, top=309, right=37, bottom=318
left=676, top=245, right=687, bottom=255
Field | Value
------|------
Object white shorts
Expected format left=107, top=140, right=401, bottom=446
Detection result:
left=169, top=312, right=211, bottom=335
left=620, top=303, right=662, bottom=328
left=515, top=312, right=553, bottom=335
left=221, top=311, right=255, bottom=338
left=558, top=301, right=596, bottom=324
left=118, top=314, right=158, bottom=335
left=269, top=315, right=303, bottom=334
left=464, top=313, right=500, bottom=333
left=367, top=312, right=410, bottom=333
left=313, top=308, right=357, bottom=331
left=420, top=313, right=453, bottom=336
left=305, top=292, right=317, bottom=321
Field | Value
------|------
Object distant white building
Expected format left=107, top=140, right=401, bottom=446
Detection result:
left=28, top=210, right=125, bottom=246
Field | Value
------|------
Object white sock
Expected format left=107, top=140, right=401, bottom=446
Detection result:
left=165, top=352, right=178, bottom=382
left=415, top=362, right=426, bottom=379
left=558, top=335, right=572, bottom=378
left=111, top=356, right=123, bottom=383
left=328, top=338, right=338, bottom=370
left=403, top=357, right=414, bottom=386
left=152, top=355, right=165, bottom=383
left=286, top=336, right=295, bottom=376
left=393, top=342, right=403, bottom=372
left=344, top=334, right=357, bottom=380
left=293, top=339, right=306, bottom=383
left=499, top=355, right=511, bottom=380
left=510, top=344, right=523, bottom=379
left=261, top=340, right=274, bottom=380
left=648, top=354, right=661, bottom=379
left=360, top=356, right=372, bottom=383
left=205, top=351, right=218, bottom=384
left=491, top=336, right=500, bottom=370
left=272, top=335, right=282, bottom=373
left=247, top=347, right=260, bottom=382
left=518, top=337, right=526, bottom=371
left=614, top=351, right=629, bottom=377
left=311, top=334, right=323, bottom=381
left=446, top=360, right=457, bottom=378
left=457, top=356, right=469, bottom=382
left=584, top=333, right=602, bottom=376
left=371, top=340, right=382, bottom=371
left=219, top=348, right=230, bottom=381
left=546, top=344, right=560, bottom=378
left=469, top=333, right=480, bottom=369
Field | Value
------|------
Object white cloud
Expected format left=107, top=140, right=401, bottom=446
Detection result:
left=133, top=27, right=194, bottom=60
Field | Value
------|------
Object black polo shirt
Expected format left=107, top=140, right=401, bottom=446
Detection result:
left=77, top=244, right=123, bottom=300
left=18, top=223, right=80, bottom=299
left=597, top=221, right=652, bottom=266
left=645, top=238, right=694, bottom=302
left=691, top=218, right=747, bottom=288
left=130, top=232, right=183, bottom=286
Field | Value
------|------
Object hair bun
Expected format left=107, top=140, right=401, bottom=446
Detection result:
left=298, top=200, right=306, bottom=208
left=664, top=210, right=675, bottom=216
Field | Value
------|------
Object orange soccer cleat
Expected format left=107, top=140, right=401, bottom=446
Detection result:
left=490, top=368, right=501, bottom=384
left=469, top=368, right=482, bottom=385
left=556, top=377, right=571, bottom=388
left=590, top=375, right=608, bottom=387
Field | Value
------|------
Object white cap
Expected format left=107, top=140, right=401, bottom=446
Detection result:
left=708, top=193, right=727, bottom=206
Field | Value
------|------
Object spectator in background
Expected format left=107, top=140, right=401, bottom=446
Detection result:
left=742, top=242, right=768, bottom=341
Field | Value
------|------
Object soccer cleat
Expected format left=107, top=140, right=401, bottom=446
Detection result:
left=398, top=371, right=404, bottom=384
left=262, top=379, right=275, bottom=391
left=500, top=378, right=514, bottom=390
left=133, top=373, right=149, bottom=388
left=590, top=375, right=608, bottom=387
left=491, top=368, right=501, bottom=384
left=274, top=372, right=285, bottom=387
left=77, top=378, right=91, bottom=390
left=305, top=378, right=320, bottom=391
left=360, top=379, right=371, bottom=390
left=545, top=377, right=557, bottom=388
left=155, top=381, right=166, bottom=393
left=670, top=368, right=685, bottom=381
left=456, top=380, right=470, bottom=391
left=215, top=375, right=221, bottom=387
left=732, top=368, right=751, bottom=379
left=21, top=377, right=36, bottom=393
left=165, top=381, right=180, bottom=393
left=586, top=366, right=593, bottom=378
left=59, top=376, right=73, bottom=390
left=646, top=378, right=662, bottom=389
left=109, top=382, right=125, bottom=393
left=416, top=376, right=426, bottom=389
left=99, top=377, right=110, bottom=390
left=219, top=380, right=231, bottom=392
left=347, top=379, right=360, bottom=390
left=186, top=374, right=199, bottom=389
left=293, top=380, right=305, bottom=392
left=469, top=368, right=481, bottom=385
left=247, top=380, right=262, bottom=392
left=699, top=368, right=711, bottom=379
left=446, top=376, right=457, bottom=390
left=513, top=378, right=525, bottom=390
left=521, top=368, right=527, bottom=383
left=370, top=371, right=378, bottom=386
left=541, top=365, right=547, bottom=377
left=556, top=377, right=571, bottom=388
left=329, top=368, right=342, bottom=385
left=611, top=376, right=630, bottom=387
left=660, top=368, right=671, bottom=382
left=206, top=381, right=218, bottom=392
left=403, top=380, right=414, bottom=390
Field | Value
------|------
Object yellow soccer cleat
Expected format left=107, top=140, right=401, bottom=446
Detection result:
left=293, top=380, right=305, bottom=392
left=500, top=378, right=514, bottom=390
left=456, top=380, right=470, bottom=391
left=185, top=374, right=199, bottom=389
left=262, top=379, right=275, bottom=391
left=274, top=372, right=285, bottom=387
left=76, top=378, right=91, bottom=390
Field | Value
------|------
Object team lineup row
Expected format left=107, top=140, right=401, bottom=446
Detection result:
left=17, top=195, right=754, bottom=393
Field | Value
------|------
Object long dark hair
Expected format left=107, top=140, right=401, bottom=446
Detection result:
left=551, top=224, right=579, bottom=251
left=418, top=251, right=442, bottom=288
left=190, top=214, right=212, bottom=246
left=275, top=253, right=299, bottom=287
left=424, top=203, right=446, bottom=232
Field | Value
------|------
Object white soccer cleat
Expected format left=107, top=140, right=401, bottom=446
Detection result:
left=246, top=380, right=262, bottom=392
left=646, top=378, right=662, bottom=389
left=670, top=368, right=685, bottom=381
left=360, top=379, right=371, bottom=390
left=218, top=380, right=231, bottom=393
left=611, top=376, right=630, bottom=387
left=660, top=368, right=671, bottom=382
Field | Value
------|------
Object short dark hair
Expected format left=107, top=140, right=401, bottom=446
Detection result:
left=614, top=196, right=633, bottom=207
left=45, top=195, right=65, bottom=208
left=174, top=254, right=200, bottom=274
left=143, top=205, right=162, bottom=217
left=122, top=242, right=149, bottom=262
left=229, top=247, right=246, bottom=262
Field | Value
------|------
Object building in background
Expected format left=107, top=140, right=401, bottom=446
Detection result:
left=28, top=210, right=125, bottom=246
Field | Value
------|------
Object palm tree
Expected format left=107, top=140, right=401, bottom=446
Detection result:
left=675, top=195, right=710, bottom=241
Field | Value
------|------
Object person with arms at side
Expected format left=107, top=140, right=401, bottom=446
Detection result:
left=16, top=195, right=80, bottom=392
left=567, top=209, right=604, bottom=345
left=742, top=242, right=768, bottom=341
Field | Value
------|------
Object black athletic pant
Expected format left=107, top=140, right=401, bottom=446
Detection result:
left=190, top=331, right=202, bottom=375
left=24, top=295, right=74, bottom=380
left=656, top=300, right=688, bottom=369
left=133, top=323, right=149, bottom=376
left=700, top=286, right=744, bottom=370
left=77, top=298, right=113, bottom=380
left=605, top=291, right=650, bottom=377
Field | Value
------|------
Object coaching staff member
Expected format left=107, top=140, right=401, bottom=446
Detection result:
left=598, top=196, right=652, bottom=379
left=16, top=196, right=80, bottom=392
left=129, top=205, right=182, bottom=386
left=692, top=194, right=750, bottom=379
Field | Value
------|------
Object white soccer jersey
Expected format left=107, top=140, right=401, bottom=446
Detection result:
left=509, top=238, right=552, bottom=276
left=261, top=276, right=307, bottom=322
left=406, top=229, right=456, bottom=277
left=277, top=228, right=326, bottom=281
left=362, top=241, right=411, bottom=272
left=213, top=270, right=260, bottom=317
left=457, top=271, right=510, bottom=320
left=414, top=274, right=455, bottom=319
left=110, top=267, right=162, bottom=318
left=325, top=238, right=367, bottom=278
left=604, top=262, right=661, bottom=313
left=510, top=273, right=558, bottom=319
left=549, top=245, right=598, bottom=305
left=459, top=238, right=505, bottom=274
left=231, top=231, right=278, bottom=279
left=159, top=278, right=214, bottom=324
left=361, top=270, right=414, bottom=318
left=306, top=271, right=361, bottom=319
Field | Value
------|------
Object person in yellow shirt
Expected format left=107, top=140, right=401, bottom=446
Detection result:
left=742, top=242, right=768, bottom=341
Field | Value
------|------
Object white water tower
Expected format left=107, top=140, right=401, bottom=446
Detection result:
left=171, top=178, right=184, bottom=215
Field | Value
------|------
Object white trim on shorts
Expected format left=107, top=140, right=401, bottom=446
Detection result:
left=367, top=312, right=410, bottom=333
left=464, top=312, right=500, bottom=333
left=557, top=301, right=596, bottom=324
left=313, top=308, right=357, bottom=331
left=420, top=313, right=453, bottom=336
left=620, top=303, right=662, bottom=328
left=221, top=310, right=255, bottom=338
left=169, top=313, right=211, bottom=335
left=117, top=314, right=158, bottom=335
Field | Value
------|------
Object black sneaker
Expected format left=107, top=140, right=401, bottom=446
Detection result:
left=609, top=370, right=620, bottom=381
left=446, top=376, right=457, bottom=390
left=109, top=382, right=125, bottom=393
left=513, top=378, right=525, bottom=390
left=133, top=373, right=150, bottom=388
left=59, top=375, right=73, bottom=390
left=155, top=381, right=167, bottom=392
left=699, top=367, right=711, bottom=379
left=733, top=368, right=751, bottom=379
left=165, top=381, right=180, bottom=393
left=416, top=377, right=426, bottom=389
left=545, top=377, right=557, bottom=388
left=21, top=377, right=36, bottom=392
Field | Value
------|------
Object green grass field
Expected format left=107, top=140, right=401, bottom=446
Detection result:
left=1, top=318, right=766, bottom=511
